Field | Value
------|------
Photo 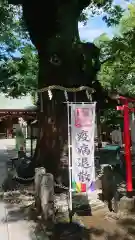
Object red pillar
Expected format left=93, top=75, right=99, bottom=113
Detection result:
left=124, top=101, right=133, bottom=193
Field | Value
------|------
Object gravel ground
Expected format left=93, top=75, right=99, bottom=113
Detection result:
left=3, top=189, right=135, bottom=240
left=5, top=139, right=135, bottom=239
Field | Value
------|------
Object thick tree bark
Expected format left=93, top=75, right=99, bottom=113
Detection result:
left=96, top=110, right=102, bottom=147
left=21, top=2, right=83, bottom=175
left=8, top=0, right=101, bottom=176
left=35, top=98, right=68, bottom=177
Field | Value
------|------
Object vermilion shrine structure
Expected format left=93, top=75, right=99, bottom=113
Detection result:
left=117, top=95, right=135, bottom=195
left=0, top=94, right=36, bottom=138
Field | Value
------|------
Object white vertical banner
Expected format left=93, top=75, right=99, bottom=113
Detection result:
left=71, top=103, right=96, bottom=193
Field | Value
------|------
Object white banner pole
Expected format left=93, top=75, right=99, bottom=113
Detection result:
left=67, top=102, right=73, bottom=214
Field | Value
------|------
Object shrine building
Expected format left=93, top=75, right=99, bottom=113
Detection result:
left=0, top=94, right=37, bottom=139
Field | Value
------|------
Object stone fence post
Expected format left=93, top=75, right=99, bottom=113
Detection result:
left=35, top=167, right=55, bottom=227
left=35, top=167, right=46, bottom=213
left=101, top=165, right=118, bottom=213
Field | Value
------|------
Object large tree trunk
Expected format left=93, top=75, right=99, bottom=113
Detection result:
left=35, top=96, right=68, bottom=178
left=19, top=0, right=101, bottom=177
left=21, top=2, right=82, bottom=176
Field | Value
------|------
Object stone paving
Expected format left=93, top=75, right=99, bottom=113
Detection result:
left=0, top=139, right=38, bottom=240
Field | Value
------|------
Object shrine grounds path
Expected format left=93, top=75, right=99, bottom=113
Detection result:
left=0, top=139, right=48, bottom=240
left=0, top=139, right=135, bottom=240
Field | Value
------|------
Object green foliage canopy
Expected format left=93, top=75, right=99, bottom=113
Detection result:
left=97, top=4, right=135, bottom=97
left=0, top=0, right=125, bottom=98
